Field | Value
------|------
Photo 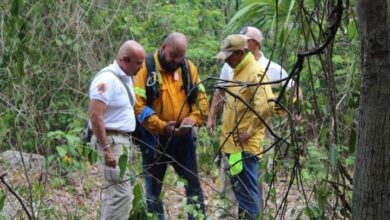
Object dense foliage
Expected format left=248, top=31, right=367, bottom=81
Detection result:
left=1, top=0, right=359, bottom=219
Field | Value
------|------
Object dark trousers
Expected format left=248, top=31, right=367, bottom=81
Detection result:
left=141, top=133, right=205, bottom=220
left=229, top=152, right=261, bottom=219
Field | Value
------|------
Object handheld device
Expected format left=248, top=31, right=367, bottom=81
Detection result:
left=180, top=124, right=193, bottom=132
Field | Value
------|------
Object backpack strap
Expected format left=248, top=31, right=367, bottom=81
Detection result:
left=180, top=58, right=199, bottom=107
left=145, top=53, right=161, bottom=107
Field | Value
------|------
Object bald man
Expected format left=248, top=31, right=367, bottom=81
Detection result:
left=134, top=32, right=208, bottom=220
left=88, top=40, right=145, bottom=220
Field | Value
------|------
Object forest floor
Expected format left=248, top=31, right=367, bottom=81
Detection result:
left=0, top=150, right=308, bottom=219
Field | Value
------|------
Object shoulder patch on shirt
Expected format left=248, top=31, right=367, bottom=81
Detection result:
left=96, top=82, right=108, bottom=94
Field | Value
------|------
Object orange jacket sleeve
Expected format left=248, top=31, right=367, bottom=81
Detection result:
left=188, top=61, right=209, bottom=126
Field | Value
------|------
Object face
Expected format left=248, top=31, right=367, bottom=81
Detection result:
left=123, top=51, right=145, bottom=76
left=247, top=39, right=259, bottom=53
left=225, top=50, right=244, bottom=69
left=160, top=44, right=186, bottom=72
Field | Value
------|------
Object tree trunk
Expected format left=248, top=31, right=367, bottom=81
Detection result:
left=352, top=0, right=390, bottom=219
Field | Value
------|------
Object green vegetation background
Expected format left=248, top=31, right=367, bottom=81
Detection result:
left=0, top=0, right=360, bottom=219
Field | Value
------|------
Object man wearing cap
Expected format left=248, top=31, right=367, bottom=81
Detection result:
left=212, top=34, right=275, bottom=219
left=207, top=27, right=303, bottom=218
left=89, top=40, right=145, bottom=219
left=208, top=26, right=302, bottom=132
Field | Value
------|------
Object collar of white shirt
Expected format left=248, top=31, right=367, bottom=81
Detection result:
left=113, top=60, right=130, bottom=82
left=259, top=51, right=267, bottom=63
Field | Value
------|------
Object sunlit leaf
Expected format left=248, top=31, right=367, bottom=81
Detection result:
left=56, top=146, right=67, bottom=157
left=118, top=154, right=128, bottom=178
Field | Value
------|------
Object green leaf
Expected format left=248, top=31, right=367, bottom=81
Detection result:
left=0, top=193, right=6, bottom=212
left=56, top=146, right=67, bottom=157
left=330, top=144, right=339, bottom=168
left=320, top=126, right=327, bottom=147
left=118, top=154, right=128, bottom=178
left=55, top=39, right=63, bottom=46
left=332, top=55, right=343, bottom=64
left=47, top=130, right=65, bottom=138
left=47, top=155, right=56, bottom=163
left=348, top=21, right=358, bottom=40
left=129, top=183, right=148, bottom=220
left=91, top=151, right=98, bottom=164
left=315, top=185, right=326, bottom=212
left=179, top=178, right=188, bottom=187
left=345, top=109, right=353, bottom=126
left=349, top=129, right=357, bottom=153
left=72, top=43, right=80, bottom=52
left=65, top=134, right=80, bottom=146
left=83, top=147, right=90, bottom=158
left=304, top=205, right=321, bottom=219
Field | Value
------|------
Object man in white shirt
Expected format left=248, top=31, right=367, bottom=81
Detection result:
left=208, top=26, right=302, bottom=134
left=88, top=40, right=145, bottom=220
left=218, top=26, right=295, bottom=94
left=207, top=27, right=303, bottom=218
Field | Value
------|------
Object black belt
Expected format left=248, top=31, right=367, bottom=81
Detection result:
left=106, top=129, right=132, bottom=136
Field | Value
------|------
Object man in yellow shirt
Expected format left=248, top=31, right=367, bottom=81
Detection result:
left=133, top=32, right=208, bottom=220
left=213, top=34, right=275, bottom=219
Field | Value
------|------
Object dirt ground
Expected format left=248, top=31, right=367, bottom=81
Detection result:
left=0, top=150, right=308, bottom=219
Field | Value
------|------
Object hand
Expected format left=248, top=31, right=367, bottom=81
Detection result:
left=206, top=116, right=215, bottom=136
left=234, top=130, right=251, bottom=143
left=163, top=121, right=178, bottom=136
left=181, top=117, right=197, bottom=126
left=103, top=147, right=116, bottom=168
left=163, top=121, right=187, bottom=137
left=294, top=113, right=302, bottom=124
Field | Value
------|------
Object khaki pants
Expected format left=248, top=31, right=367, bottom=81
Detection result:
left=92, top=135, right=133, bottom=220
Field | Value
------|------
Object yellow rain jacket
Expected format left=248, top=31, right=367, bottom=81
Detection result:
left=134, top=51, right=208, bottom=134
left=221, top=53, right=275, bottom=157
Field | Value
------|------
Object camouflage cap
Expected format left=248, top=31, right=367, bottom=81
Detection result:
left=215, top=34, right=248, bottom=60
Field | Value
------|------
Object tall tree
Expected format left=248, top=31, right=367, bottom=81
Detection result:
left=353, top=0, right=390, bottom=219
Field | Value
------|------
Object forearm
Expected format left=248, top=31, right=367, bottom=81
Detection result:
left=88, top=100, right=109, bottom=146
left=90, top=114, right=109, bottom=146
left=142, top=115, right=167, bottom=134
left=209, top=90, right=224, bottom=121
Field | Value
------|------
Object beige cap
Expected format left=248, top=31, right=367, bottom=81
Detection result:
left=239, top=26, right=263, bottom=43
left=215, top=34, right=248, bottom=60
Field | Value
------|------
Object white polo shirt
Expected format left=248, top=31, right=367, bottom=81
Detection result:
left=88, top=61, right=136, bottom=132
left=219, top=52, right=293, bottom=89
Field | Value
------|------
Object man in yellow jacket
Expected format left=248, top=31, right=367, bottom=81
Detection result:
left=133, top=32, right=208, bottom=220
left=213, top=34, right=275, bottom=219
